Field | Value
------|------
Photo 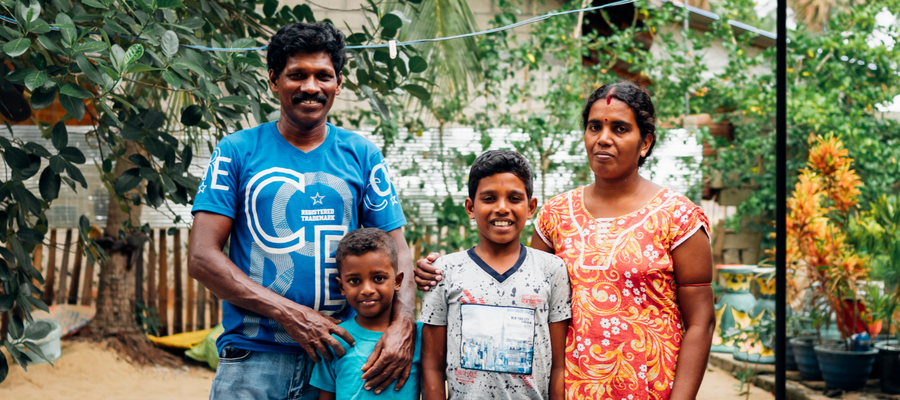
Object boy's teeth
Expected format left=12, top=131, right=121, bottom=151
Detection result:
left=493, top=221, right=511, bottom=226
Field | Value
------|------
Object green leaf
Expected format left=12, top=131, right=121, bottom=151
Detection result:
left=17, top=227, right=43, bottom=244
left=24, top=70, right=47, bottom=92
left=10, top=184, right=41, bottom=216
left=128, top=154, right=152, bottom=168
left=76, top=55, right=113, bottom=89
left=54, top=13, right=76, bottom=46
left=38, top=167, right=60, bottom=202
left=81, top=0, right=107, bottom=8
left=4, top=147, right=31, bottom=170
left=22, top=342, right=53, bottom=366
left=359, top=85, right=390, bottom=121
left=1, top=355, right=9, bottom=386
left=408, top=56, right=427, bottom=73
left=24, top=142, right=51, bottom=157
left=216, top=96, right=250, bottom=106
left=3, top=38, right=32, bottom=57
left=170, top=59, right=207, bottom=77
left=73, top=40, right=107, bottom=54
left=161, top=70, right=181, bottom=89
left=58, top=93, right=85, bottom=121
left=0, top=294, right=13, bottom=312
left=36, top=35, right=64, bottom=55
left=125, top=63, right=160, bottom=74
left=181, top=145, right=192, bottom=170
left=65, top=162, right=87, bottom=188
left=49, top=155, right=66, bottom=174
left=123, top=43, right=144, bottom=67
left=155, top=0, right=184, bottom=8
left=30, top=86, right=57, bottom=110
left=24, top=320, right=53, bottom=341
left=346, top=33, right=367, bottom=45
left=51, top=122, right=68, bottom=150
left=115, top=168, right=142, bottom=193
left=380, top=13, right=402, bottom=30
left=161, top=30, right=178, bottom=58
left=263, top=0, right=277, bottom=18
left=146, top=178, right=163, bottom=207
left=180, top=105, right=203, bottom=126
left=60, top=84, right=93, bottom=99
left=59, top=147, right=86, bottom=164
left=402, top=84, right=431, bottom=101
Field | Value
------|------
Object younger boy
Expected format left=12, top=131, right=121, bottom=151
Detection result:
left=419, top=150, right=571, bottom=400
left=310, top=228, right=423, bottom=400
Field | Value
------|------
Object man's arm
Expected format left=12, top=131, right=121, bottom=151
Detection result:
left=188, top=211, right=354, bottom=362
left=317, top=390, right=336, bottom=400
left=359, top=227, right=416, bottom=393
left=421, top=324, right=448, bottom=400
left=548, top=320, right=568, bottom=400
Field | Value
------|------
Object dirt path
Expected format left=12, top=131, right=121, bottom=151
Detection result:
left=2, top=339, right=771, bottom=399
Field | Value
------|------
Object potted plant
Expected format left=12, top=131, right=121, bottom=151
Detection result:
left=852, top=194, right=900, bottom=393
left=787, top=135, right=879, bottom=390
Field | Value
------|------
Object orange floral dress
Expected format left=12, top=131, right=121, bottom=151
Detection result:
left=535, top=187, right=710, bottom=400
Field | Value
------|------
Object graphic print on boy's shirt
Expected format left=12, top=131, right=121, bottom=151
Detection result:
left=192, top=122, right=406, bottom=353
left=418, top=245, right=571, bottom=400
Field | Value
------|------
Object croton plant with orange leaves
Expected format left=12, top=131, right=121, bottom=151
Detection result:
left=786, top=134, right=869, bottom=339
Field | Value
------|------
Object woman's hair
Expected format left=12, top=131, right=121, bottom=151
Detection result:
left=581, top=81, right=656, bottom=167
left=468, top=150, right=534, bottom=200
left=267, top=22, right=346, bottom=80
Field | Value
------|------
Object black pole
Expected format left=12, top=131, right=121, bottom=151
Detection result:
left=776, top=0, right=788, bottom=398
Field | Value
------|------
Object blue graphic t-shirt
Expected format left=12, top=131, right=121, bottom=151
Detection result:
left=191, top=122, right=406, bottom=353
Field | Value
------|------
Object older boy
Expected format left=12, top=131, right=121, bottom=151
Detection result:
left=419, top=150, right=571, bottom=400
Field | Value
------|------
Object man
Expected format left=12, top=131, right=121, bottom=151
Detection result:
left=189, top=22, right=416, bottom=400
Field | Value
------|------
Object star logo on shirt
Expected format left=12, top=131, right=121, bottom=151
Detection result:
left=311, top=192, right=325, bottom=205
left=198, top=182, right=206, bottom=193
left=390, top=195, right=399, bottom=205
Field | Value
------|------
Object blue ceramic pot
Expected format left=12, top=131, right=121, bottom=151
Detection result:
left=789, top=336, right=822, bottom=380
left=875, top=340, right=900, bottom=394
left=814, top=343, right=878, bottom=390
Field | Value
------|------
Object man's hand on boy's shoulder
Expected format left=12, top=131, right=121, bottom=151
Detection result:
left=360, top=314, right=417, bottom=394
left=415, top=252, right=443, bottom=291
left=275, top=301, right=355, bottom=363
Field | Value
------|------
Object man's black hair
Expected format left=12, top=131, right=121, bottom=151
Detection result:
left=582, top=81, right=657, bottom=167
left=267, top=22, right=346, bottom=80
left=467, top=150, right=534, bottom=200
left=335, top=228, right=398, bottom=274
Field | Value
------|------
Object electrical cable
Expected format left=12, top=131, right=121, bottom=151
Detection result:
left=0, top=0, right=639, bottom=53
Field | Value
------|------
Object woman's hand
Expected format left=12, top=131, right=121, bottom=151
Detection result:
left=414, top=253, right=443, bottom=291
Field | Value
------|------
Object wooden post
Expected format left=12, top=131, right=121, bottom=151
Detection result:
left=42, top=230, right=58, bottom=305
left=147, top=229, right=156, bottom=308
left=210, top=293, right=219, bottom=327
left=67, top=241, right=83, bottom=305
left=158, top=228, right=169, bottom=336
left=81, top=243, right=95, bottom=306
left=56, top=229, right=72, bottom=306
left=173, top=229, right=183, bottom=334
left=31, top=242, right=43, bottom=298
left=186, top=230, right=195, bottom=332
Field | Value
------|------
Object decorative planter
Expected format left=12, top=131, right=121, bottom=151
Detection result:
left=712, top=265, right=758, bottom=353
left=814, top=342, right=879, bottom=390
left=875, top=340, right=900, bottom=394
left=734, top=268, right=776, bottom=364
left=789, top=336, right=823, bottom=380
left=785, top=336, right=799, bottom=371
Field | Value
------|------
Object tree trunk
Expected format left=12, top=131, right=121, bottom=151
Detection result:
left=92, top=142, right=144, bottom=338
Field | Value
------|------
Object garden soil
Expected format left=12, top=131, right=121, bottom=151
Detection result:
left=1, top=338, right=771, bottom=399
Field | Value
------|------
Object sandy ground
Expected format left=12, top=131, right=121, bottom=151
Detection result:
left=1, top=340, right=772, bottom=400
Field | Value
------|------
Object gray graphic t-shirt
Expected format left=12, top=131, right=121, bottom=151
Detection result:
left=419, top=245, right=572, bottom=400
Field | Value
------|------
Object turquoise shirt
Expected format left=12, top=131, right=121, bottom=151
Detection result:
left=310, top=318, right=423, bottom=399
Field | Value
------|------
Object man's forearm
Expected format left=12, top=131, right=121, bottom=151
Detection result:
left=388, top=229, right=415, bottom=322
left=189, top=243, right=295, bottom=323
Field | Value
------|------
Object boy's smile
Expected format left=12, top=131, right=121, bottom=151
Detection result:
left=466, top=172, right=538, bottom=247
left=337, top=252, right=403, bottom=331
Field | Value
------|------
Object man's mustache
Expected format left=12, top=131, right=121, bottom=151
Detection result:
left=291, top=93, right=328, bottom=105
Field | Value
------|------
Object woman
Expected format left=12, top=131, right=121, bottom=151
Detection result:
left=416, top=82, right=715, bottom=400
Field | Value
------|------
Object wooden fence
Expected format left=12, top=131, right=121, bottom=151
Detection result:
left=3, top=228, right=220, bottom=337
left=3, top=225, right=459, bottom=338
